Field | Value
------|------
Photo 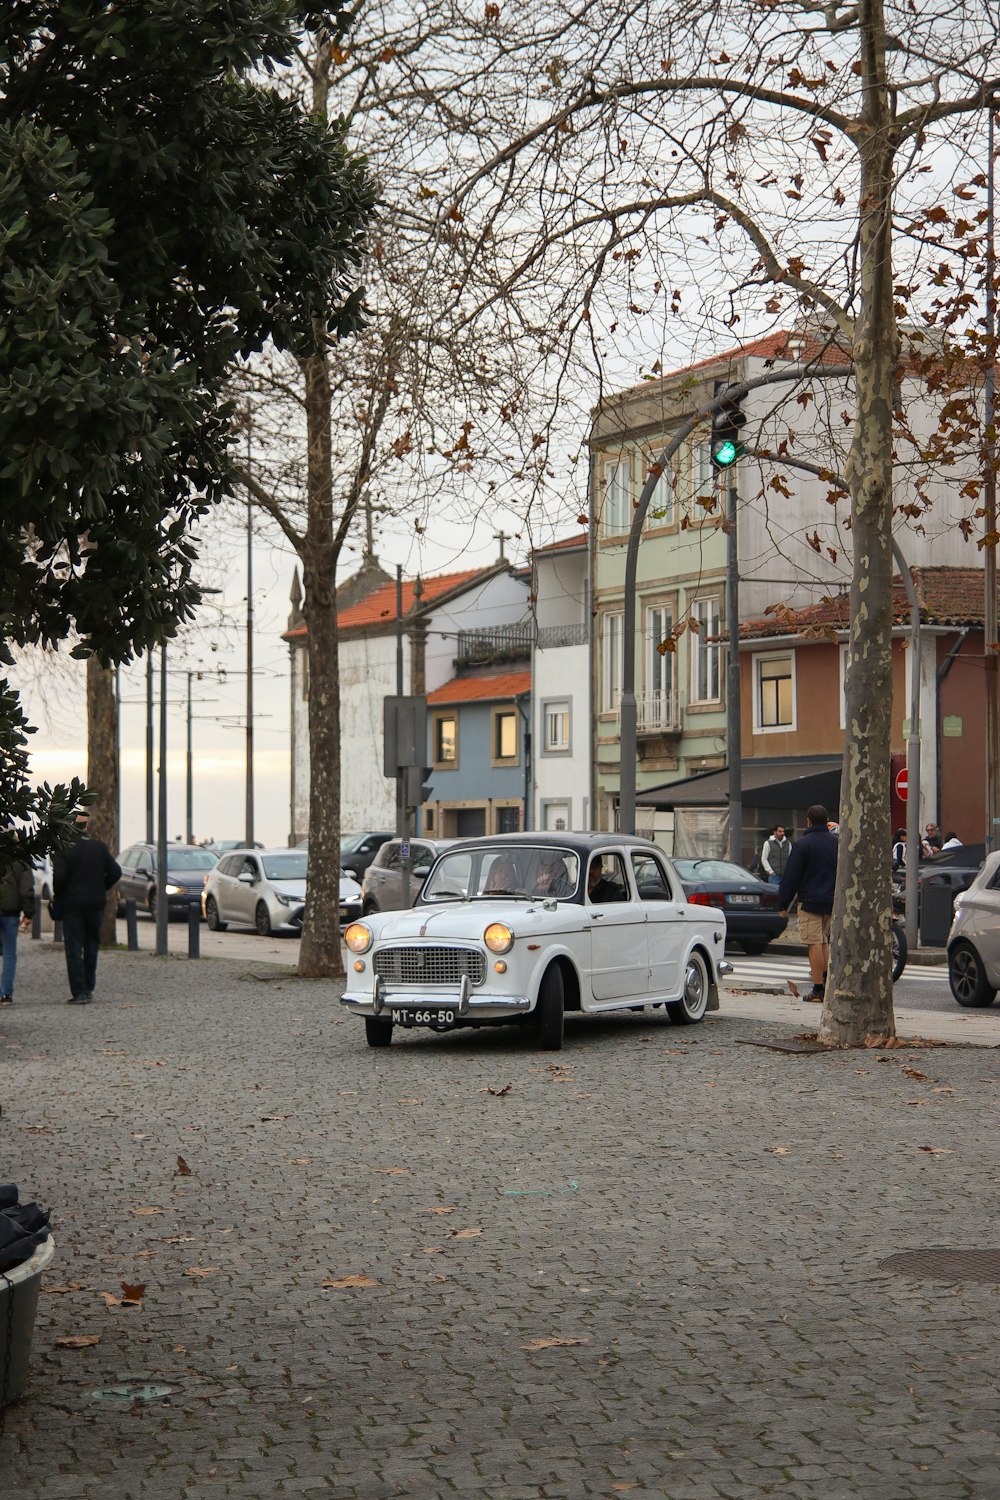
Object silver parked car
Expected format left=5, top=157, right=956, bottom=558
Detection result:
left=946, top=851, right=1000, bottom=1007
left=203, top=847, right=362, bottom=936
left=361, top=837, right=459, bottom=914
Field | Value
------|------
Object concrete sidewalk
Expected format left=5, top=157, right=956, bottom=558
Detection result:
left=2, top=939, right=999, bottom=1499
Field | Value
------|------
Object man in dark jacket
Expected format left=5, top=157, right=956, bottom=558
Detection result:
left=53, top=812, right=121, bottom=1005
left=0, top=855, right=35, bottom=1004
left=777, top=803, right=839, bottom=1004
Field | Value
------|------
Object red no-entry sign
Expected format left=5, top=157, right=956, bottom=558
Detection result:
left=895, top=768, right=908, bottom=802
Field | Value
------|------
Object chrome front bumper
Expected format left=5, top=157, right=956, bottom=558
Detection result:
left=341, top=974, right=533, bottom=1020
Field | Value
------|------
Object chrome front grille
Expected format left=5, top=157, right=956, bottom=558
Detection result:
left=373, top=946, right=485, bottom=987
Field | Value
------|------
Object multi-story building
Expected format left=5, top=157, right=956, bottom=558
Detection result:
left=589, top=328, right=986, bottom=843
left=530, top=534, right=591, bottom=832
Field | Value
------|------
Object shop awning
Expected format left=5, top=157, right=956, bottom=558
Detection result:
left=635, top=757, right=843, bottom=812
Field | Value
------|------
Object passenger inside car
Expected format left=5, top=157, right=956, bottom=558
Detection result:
left=587, top=857, right=627, bottom=903
left=533, top=857, right=574, bottom=898
left=483, top=857, right=520, bottom=894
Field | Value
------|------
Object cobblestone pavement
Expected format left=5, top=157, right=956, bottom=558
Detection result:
left=3, top=940, right=1000, bottom=1499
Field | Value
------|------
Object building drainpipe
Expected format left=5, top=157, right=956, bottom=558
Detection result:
left=516, top=693, right=532, bottom=831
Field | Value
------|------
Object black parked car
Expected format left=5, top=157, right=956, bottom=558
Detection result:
left=671, top=857, right=788, bottom=955
left=116, top=842, right=218, bottom=919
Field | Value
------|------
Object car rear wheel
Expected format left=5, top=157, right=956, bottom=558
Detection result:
left=255, top=902, right=272, bottom=937
left=890, top=921, right=907, bottom=983
left=948, top=941, right=997, bottom=1008
left=535, top=964, right=565, bottom=1051
left=205, top=896, right=227, bottom=933
left=667, top=951, right=710, bottom=1025
left=365, top=1016, right=394, bottom=1047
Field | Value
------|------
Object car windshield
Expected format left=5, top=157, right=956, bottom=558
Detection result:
left=421, top=845, right=581, bottom=902
left=674, top=859, right=756, bottom=882
left=340, top=834, right=365, bottom=854
left=261, top=854, right=308, bottom=880
left=166, top=849, right=218, bottom=872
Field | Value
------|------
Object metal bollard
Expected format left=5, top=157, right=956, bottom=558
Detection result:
left=187, top=903, right=200, bottom=959
left=52, top=919, right=63, bottom=945
left=126, top=900, right=139, bottom=952
left=31, top=906, right=41, bottom=941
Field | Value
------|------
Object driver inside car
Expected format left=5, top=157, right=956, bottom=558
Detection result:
left=532, top=858, right=573, bottom=898
left=483, top=858, right=519, bottom=894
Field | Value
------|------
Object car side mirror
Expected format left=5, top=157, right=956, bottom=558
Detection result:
left=237, top=871, right=255, bottom=885
left=136, top=865, right=151, bottom=878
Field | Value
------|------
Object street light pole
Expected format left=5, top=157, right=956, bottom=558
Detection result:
left=985, top=104, right=999, bottom=855
left=186, top=671, right=194, bottom=845
left=245, top=428, right=255, bottom=849
left=156, top=643, right=169, bottom=956
left=726, top=478, right=742, bottom=863
left=145, top=652, right=154, bottom=843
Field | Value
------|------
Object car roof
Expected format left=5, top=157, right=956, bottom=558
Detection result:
left=433, top=832, right=657, bottom=855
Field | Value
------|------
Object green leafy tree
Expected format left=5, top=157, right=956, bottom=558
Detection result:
left=0, top=1, right=374, bottom=855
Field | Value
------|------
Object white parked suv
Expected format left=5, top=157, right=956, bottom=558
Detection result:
left=342, top=833, right=730, bottom=1051
left=203, top=847, right=362, bottom=936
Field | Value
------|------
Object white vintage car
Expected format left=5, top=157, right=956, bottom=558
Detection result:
left=341, top=834, right=730, bottom=1050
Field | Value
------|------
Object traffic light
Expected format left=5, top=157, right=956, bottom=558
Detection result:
left=710, top=383, right=747, bottom=470
left=404, top=764, right=433, bottom=808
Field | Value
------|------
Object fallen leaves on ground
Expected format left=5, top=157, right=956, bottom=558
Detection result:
left=289, top=1157, right=312, bottom=1165
left=787, top=979, right=800, bottom=997
left=447, top=1227, right=482, bottom=1239
left=98, top=1291, right=121, bottom=1307
left=54, top=1333, right=102, bottom=1349
left=260, top=1114, right=291, bottom=1121
left=765, top=1146, right=791, bottom=1155
left=184, top=1266, right=221, bottom=1278
left=421, top=1206, right=457, bottom=1215
left=322, top=1274, right=376, bottom=1289
left=485, top=1083, right=512, bottom=1096
left=376, top=1167, right=409, bottom=1176
left=121, top=1283, right=145, bottom=1305
left=932, top=1086, right=955, bottom=1094
left=175, top=1155, right=192, bottom=1177
left=902, top=1065, right=930, bottom=1081
left=521, top=1336, right=589, bottom=1350
left=130, top=1207, right=163, bottom=1216
left=43, top=1283, right=84, bottom=1295
left=918, top=1145, right=954, bottom=1155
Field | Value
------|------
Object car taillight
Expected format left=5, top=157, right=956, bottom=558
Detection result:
left=688, top=892, right=726, bottom=907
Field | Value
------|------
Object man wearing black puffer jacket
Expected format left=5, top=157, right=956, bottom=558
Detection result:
left=53, top=811, right=121, bottom=1006
left=777, top=804, right=839, bottom=1004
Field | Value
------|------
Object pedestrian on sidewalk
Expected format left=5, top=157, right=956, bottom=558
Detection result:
left=777, top=804, right=838, bottom=1004
left=759, top=824, right=791, bottom=887
left=52, top=811, right=121, bottom=1005
left=0, top=851, right=35, bottom=1004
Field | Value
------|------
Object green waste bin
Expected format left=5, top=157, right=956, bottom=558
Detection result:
left=0, top=1237, right=55, bottom=1405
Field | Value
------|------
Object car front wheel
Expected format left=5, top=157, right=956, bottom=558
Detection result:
left=255, top=902, right=272, bottom=937
left=667, top=951, right=710, bottom=1025
left=205, top=896, right=227, bottom=933
left=365, top=1016, right=394, bottom=1047
left=948, top=941, right=997, bottom=1008
left=535, top=964, right=565, bottom=1051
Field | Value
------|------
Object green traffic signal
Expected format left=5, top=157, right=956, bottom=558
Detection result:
left=712, top=438, right=739, bottom=467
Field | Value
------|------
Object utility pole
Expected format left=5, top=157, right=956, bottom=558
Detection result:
left=726, top=477, right=742, bottom=864
left=245, top=423, right=255, bottom=848
left=985, top=103, right=999, bottom=854
left=145, top=652, right=154, bottom=843
left=186, top=671, right=194, bottom=845
left=155, top=643, right=169, bottom=956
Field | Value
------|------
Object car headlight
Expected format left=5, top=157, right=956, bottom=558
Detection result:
left=345, top=922, right=373, bottom=954
left=275, top=892, right=295, bottom=906
left=484, top=922, right=514, bottom=954
left=164, top=884, right=183, bottom=896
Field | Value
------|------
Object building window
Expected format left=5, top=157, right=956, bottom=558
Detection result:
left=600, top=456, right=631, bottom=537
left=645, top=453, right=676, bottom=528
left=432, top=712, right=458, bottom=767
left=495, top=805, right=521, bottom=833
left=601, top=611, right=624, bottom=713
left=491, top=708, right=519, bottom=765
left=754, top=652, right=795, bottom=732
left=690, top=597, right=721, bottom=703
left=643, top=604, right=675, bottom=727
left=543, top=699, right=570, bottom=754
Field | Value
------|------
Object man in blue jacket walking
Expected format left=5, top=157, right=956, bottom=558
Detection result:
left=777, top=804, right=839, bottom=1003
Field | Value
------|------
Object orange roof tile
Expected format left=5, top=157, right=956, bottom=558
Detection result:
left=283, top=566, right=494, bottom=640
left=427, top=671, right=531, bottom=705
left=533, top=532, right=589, bottom=556
left=740, top=566, right=994, bottom=640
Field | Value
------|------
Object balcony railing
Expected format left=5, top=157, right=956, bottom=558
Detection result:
left=455, top=624, right=533, bottom=666
left=616, top=690, right=682, bottom=734
left=536, top=621, right=588, bottom=649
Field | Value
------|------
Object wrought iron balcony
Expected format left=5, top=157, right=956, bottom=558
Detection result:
left=616, top=690, right=682, bottom=734
left=455, top=624, right=533, bottom=666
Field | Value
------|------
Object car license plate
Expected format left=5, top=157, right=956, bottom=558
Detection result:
left=391, top=1008, right=456, bottom=1026
left=728, top=894, right=759, bottom=906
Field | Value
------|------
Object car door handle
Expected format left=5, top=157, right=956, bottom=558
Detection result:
left=590, top=911, right=604, bottom=919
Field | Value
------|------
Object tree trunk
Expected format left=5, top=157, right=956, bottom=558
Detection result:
left=297, top=333, right=344, bottom=979
left=820, top=0, right=897, bottom=1044
left=86, top=656, right=119, bottom=946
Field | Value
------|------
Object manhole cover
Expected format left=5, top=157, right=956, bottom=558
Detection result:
left=880, top=1249, right=1000, bottom=1284
left=737, top=1037, right=832, bottom=1054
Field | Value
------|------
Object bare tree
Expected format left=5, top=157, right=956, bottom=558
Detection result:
left=438, top=0, right=999, bottom=1045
